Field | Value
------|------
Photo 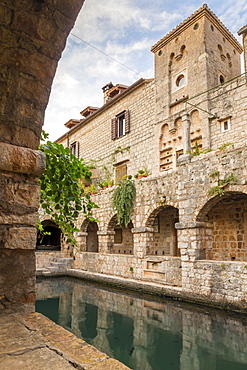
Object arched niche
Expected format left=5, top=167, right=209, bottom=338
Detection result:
left=86, top=221, right=99, bottom=252
left=197, top=192, right=247, bottom=261
left=108, top=215, right=134, bottom=255
left=36, top=220, right=61, bottom=250
left=146, top=205, right=179, bottom=256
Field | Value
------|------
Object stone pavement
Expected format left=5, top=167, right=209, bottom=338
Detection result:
left=0, top=312, right=130, bottom=370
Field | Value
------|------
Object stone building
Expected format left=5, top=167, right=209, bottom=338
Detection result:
left=45, top=5, right=247, bottom=309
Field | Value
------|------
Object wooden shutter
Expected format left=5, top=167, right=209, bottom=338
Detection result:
left=77, top=141, right=80, bottom=158
left=115, top=163, right=127, bottom=182
left=111, top=117, right=117, bottom=140
left=125, top=109, right=130, bottom=134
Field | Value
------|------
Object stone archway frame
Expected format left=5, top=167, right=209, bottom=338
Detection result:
left=195, top=189, right=247, bottom=261
left=0, top=0, right=86, bottom=310
left=145, top=205, right=179, bottom=256
left=107, top=214, right=134, bottom=255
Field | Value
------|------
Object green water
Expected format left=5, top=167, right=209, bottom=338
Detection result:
left=36, top=277, right=247, bottom=370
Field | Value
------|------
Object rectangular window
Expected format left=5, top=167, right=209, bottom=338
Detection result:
left=70, top=142, right=77, bottom=156
left=70, top=141, right=80, bottom=158
left=111, top=110, right=130, bottom=140
left=118, top=113, right=125, bottom=137
left=219, top=117, right=231, bottom=133
left=115, top=162, right=127, bottom=182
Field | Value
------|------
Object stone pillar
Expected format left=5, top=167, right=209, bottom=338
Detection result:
left=177, top=113, right=192, bottom=165
left=238, top=26, right=247, bottom=74
left=76, top=232, right=88, bottom=252
left=175, top=221, right=212, bottom=262
left=0, top=143, right=45, bottom=311
left=0, top=0, right=85, bottom=312
left=97, top=231, right=115, bottom=254
left=132, top=227, right=153, bottom=259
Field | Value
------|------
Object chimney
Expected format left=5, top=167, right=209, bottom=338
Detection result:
left=102, top=82, right=114, bottom=104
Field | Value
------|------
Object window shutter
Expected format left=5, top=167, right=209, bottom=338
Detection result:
left=111, top=117, right=117, bottom=140
left=77, top=141, right=80, bottom=158
left=125, top=109, right=130, bottom=134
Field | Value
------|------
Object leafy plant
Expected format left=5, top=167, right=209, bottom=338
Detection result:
left=112, top=178, right=136, bottom=227
left=39, top=133, right=98, bottom=247
left=208, top=173, right=238, bottom=197
left=218, top=142, right=234, bottom=151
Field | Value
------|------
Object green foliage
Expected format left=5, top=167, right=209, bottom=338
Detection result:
left=209, top=170, right=220, bottom=178
left=112, top=178, right=136, bottom=227
left=188, top=141, right=212, bottom=157
left=217, top=142, right=233, bottom=151
left=129, top=267, right=134, bottom=272
left=39, top=137, right=98, bottom=247
left=208, top=173, right=238, bottom=197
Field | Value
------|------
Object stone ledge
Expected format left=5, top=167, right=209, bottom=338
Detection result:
left=0, top=312, right=130, bottom=370
left=0, top=142, right=46, bottom=176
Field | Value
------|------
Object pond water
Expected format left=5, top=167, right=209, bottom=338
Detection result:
left=36, top=277, right=247, bottom=370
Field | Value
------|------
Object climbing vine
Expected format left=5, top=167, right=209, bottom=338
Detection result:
left=112, top=178, right=136, bottom=227
left=208, top=172, right=238, bottom=197
left=39, top=132, right=98, bottom=247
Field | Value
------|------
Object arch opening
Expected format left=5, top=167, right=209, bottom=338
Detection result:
left=36, top=220, right=61, bottom=250
left=146, top=206, right=180, bottom=256
left=86, top=221, right=99, bottom=252
left=108, top=216, right=134, bottom=254
left=197, top=192, right=247, bottom=261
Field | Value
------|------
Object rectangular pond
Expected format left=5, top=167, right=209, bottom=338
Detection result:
left=36, top=277, right=247, bottom=370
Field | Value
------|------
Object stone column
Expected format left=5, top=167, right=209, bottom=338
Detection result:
left=238, top=26, right=247, bottom=74
left=175, top=221, right=212, bottom=262
left=177, top=113, right=192, bottom=165
left=76, top=232, right=88, bottom=252
left=97, top=231, right=115, bottom=254
left=132, top=227, right=153, bottom=259
left=175, top=221, right=212, bottom=292
left=0, top=0, right=85, bottom=312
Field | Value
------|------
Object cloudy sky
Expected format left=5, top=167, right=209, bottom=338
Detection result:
left=43, top=0, right=247, bottom=141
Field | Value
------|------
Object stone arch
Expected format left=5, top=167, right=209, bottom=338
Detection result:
left=196, top=192, right=247, bottom=261
left=108, top=215, right=134, bottom=255
left=145, top=205, right=179, bottom=256
left=36, top=220, right=61, bottom=250
left=86, top=221, right=99, bottom=252
left=80, top=219, right=99, bottom=252
left=0, top=0, right=86, bottom=309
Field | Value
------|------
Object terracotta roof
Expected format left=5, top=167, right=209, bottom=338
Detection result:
left=80, top=106, right=99, bottom=118
left=151, top=4, right=242, bottom=53
left=56, top=78, right=153, bottom=142
left=64, top=119, right=80, bottom=129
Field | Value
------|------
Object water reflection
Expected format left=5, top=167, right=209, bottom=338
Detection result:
left=36, top=277, right=247, bottom=370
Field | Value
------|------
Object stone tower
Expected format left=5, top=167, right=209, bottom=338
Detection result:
left=152, top=4, right=243, bottom=171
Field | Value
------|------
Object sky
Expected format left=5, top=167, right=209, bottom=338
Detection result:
left=43, top=0, right=247, bottom=141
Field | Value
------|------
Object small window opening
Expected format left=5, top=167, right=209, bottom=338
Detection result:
left=176, top=74, right=185, bottom=87
left=193, top=23, right=199, bottom=30
left=211, top=25, right=214, bottom=31
left=219, top=75, right=225, bottom=84
left=221, top=119, right=230, bottom=132
left=118, top=114, right=125, bottom=137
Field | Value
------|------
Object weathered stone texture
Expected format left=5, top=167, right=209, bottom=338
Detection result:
left=0, top=0, right=85, bottom=311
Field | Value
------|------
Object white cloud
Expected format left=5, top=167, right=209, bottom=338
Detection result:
left=44, top=0, right=247, bottom=142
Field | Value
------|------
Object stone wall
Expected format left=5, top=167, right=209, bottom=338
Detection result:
left=70, top=144, right=247, bottom=308
left=0, top=0, right=85, bottom=311
left=57, top=80, right=156, bottom=179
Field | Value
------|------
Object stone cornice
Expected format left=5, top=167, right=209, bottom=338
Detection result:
left=151, top=4, right=243, bottom=54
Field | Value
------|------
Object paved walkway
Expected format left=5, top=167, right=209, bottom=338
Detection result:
left=0, top=312, right=130, bottom=370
